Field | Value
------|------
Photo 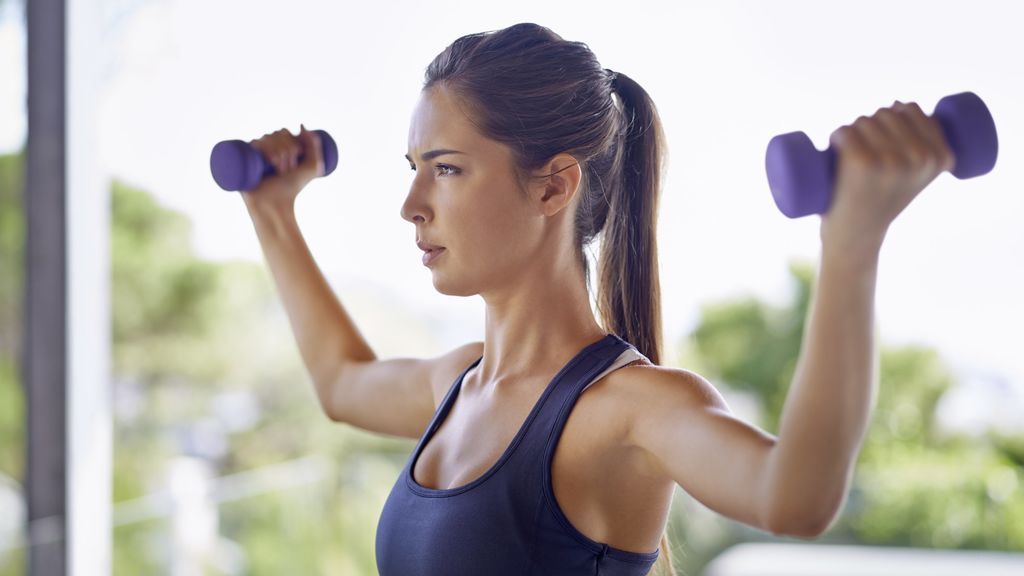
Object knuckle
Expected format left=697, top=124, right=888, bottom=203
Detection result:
left=905, top=147, right=929, bottom=167
left=847, top=146, right=876, bottom=167
left=874, top=150, right=902, bottom=169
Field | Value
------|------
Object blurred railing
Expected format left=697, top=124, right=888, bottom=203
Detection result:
left=704, top=542, right=1024, bottom=576
left=1, top=455, right=331, bottom=575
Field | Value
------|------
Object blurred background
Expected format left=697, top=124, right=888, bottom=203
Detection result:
left=1, top=0, right=1023, bottom=574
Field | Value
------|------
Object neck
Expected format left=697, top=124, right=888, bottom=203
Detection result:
left=469, top=253, right=607, bottom=394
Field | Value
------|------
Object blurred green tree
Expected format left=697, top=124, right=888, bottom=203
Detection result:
left=0, top=151, right=24, bottom=483
left=672, top=259, right=1024, bottom=576
left=0, top=150, right=402, bottom=574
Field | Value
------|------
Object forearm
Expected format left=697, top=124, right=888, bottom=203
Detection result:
left=765, top=243, right=881, bottom=535
left=244, top=200, right=376, bottom=391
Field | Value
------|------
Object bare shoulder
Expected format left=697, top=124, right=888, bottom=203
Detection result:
left=430, top=340, right=485, bottom=408
left=603, top=362, right=728, bottom=416
left=601, top=363, right=731, bottom=461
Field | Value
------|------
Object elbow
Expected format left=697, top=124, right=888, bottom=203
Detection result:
left=320, top=403, right=343, bottom=424
left=768, top=513, right=833, bottom=539
left=762, top=469, right=847, bottom=539
left=312, top=375, right=345, bottom=424
left=313, top=361, right=356, bottom=424
left=765, top=502, right=839, bottom=539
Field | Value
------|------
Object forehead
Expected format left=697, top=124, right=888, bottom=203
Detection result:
left=407, top=86, right=485, bottom=155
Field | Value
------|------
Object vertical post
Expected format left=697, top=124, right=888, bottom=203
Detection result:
left=25, top=0, right=68, bottom=572
left=25, top=0, right=110, bottom=573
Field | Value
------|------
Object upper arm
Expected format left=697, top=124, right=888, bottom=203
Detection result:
left=328, top=341, right=484, bottom=440
left=625, top=366, right=781, bottom=533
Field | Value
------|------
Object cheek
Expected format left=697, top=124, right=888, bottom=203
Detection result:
left=477, top=200, right=534, bottom=248
left=447, top=176, right=536, bottom=259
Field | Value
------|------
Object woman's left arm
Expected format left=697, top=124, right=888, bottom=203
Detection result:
left=767, top=100, right=956, bottom=535
left=627, top=100, right=954, bottom=538
left=763, top=239, right=881, bottom=537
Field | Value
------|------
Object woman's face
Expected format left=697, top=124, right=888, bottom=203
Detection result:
left=402, top=85, right=548, bottom=297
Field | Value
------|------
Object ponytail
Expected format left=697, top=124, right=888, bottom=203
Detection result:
left=595, top=70, right=665, bottom=366
left=594, top=70, right=675, bottom=576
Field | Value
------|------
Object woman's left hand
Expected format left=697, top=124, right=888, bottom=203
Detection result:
left=821, top=101, right=956, bottom=255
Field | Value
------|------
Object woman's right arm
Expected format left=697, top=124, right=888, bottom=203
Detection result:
left=240, top=126, right=378, bottom=417
left=238, top=126, right=481, bottom=436
left=243, top=197, right=377, bottom=403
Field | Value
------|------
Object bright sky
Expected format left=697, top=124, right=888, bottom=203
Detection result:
left=3, top=0, right=1023, bottom=392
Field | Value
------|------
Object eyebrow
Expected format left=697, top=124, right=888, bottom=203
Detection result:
left=405, top=149, right=467, bottom=163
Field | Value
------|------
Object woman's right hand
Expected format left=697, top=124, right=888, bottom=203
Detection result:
left=242, top=124, right=325, bottom=212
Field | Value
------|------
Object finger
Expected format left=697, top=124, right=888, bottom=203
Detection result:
left=263, top=131, right=285, bottom=172
left=875, top=102, right=932, bottom=169
left=851, top=113, right=901, bottom=168
left=830, top=123, right=876, bottom=168
left=277, top=149, right=289, bottom=173
left=896, top=101, right=955, bottom=173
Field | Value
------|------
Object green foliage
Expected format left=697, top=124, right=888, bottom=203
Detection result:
left=0, top=149, right=394, bottom=572
left=0, top=150, right=24, bottom=485
left=105, top=180, right=391, bottom=572
left=0, top=152, right=22, bottom=355
left=868, top=346, right=954, bottom=447
left=0, top=356, right=21, bottom=480
left=852, top=441, right=1024, bottom=550
left=111, top=180, right=225, bottom=384
left=675, top=256, right=1024, bottom=575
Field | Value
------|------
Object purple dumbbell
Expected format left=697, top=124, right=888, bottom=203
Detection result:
left=210, top=129, right=339, bottom=192
left=765, top=92, right=998, bottom=218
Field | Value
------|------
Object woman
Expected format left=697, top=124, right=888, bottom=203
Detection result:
left=242, top=23, right=953, bottom=576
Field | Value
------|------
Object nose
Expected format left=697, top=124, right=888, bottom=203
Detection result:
left=400, top=176, right=431, bottom=224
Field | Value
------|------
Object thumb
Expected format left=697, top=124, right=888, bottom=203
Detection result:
left=299, top=124, right=324, bottom=178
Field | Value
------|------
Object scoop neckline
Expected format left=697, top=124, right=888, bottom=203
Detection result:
left=405, top=333, right=619, bottom=497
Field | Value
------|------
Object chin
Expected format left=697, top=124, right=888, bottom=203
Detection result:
left=432, top=278, right=477, bottom=298
left=430, top=269, right=480, bottom=298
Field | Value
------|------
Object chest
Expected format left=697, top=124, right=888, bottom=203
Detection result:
left=413, top=367, right=674, bottom=554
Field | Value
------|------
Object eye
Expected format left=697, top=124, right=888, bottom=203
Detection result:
left=434, top=163, right=461, bottom=177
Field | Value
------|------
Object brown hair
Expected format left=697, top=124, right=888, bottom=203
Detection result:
left=424, top=23, right=673, bottom=575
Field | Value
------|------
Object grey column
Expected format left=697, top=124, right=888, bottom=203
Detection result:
left=25, top=0, right=68, bottom=574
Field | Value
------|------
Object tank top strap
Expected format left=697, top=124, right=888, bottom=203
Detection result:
left=513, top=333, right=635, bottom=460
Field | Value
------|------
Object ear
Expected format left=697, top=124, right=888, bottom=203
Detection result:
left=529, top=153, right=583, bottom=217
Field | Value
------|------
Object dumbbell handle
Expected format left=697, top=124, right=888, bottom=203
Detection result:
left=209, top=129, right=339, bottom=192
left=765, top=92, right=998, bottom=218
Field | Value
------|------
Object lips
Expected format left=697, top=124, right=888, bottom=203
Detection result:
left=421, top=246, right=446, bottom=266
left=416, top=239, right=445, bottom=252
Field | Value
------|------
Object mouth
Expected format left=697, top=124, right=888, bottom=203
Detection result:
left=422, top=247, right=446, bottom=266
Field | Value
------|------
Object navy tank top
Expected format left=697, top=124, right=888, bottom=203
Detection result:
left=375, top=333, right=660, bottom=575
